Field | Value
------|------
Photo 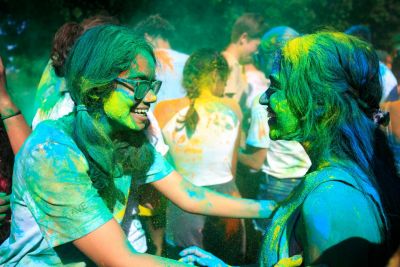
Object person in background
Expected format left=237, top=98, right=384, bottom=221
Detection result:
left=222, top=13, right=265, bottom=104
left=0, top=56, right=31, bottom=243
left=32, top=15, right=119, bottom=129
left=134, top=14, right=189, bottom=255
left=239, top=26, right=311, bottom=235
left=381, top=54, right=400, bottom=175
left=134, top=14, right=189, bottom=108
left=180, top=31, right=400, bottom=267
left=222, top=15, right=266, bottom=262
left=345, top=25, right=398, bottom=102
left=155, top=49, right=245, bottom=264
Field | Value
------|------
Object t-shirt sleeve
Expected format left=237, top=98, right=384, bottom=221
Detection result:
left=23, top=141, right=113, bottom=247
left=136, top=149, right=174, bottom=185
left=246, top=97, right=270, bottom=149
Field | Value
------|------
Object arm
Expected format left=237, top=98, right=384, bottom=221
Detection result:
left=238, top=96, right=269, bottom=171
left=25, top=140, right=188, bottom=266
left=238, top=146, right=267, bottom=171
left=73, top=219, right=188, bottom=267
left=152, top=170, right=276, bottom=218
left=297, top=182, right=382, bottom=267
left=231, top=126, right=241, bottom=177
left=0, top=56, right=31, bottom=154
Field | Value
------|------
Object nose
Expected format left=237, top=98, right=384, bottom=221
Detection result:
left=142, top=89, right=157, bottom=104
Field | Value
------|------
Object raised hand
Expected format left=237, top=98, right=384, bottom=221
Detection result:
left=0, top=193, right=10, bottom=226
left=0, top=56, right=16, bottom=116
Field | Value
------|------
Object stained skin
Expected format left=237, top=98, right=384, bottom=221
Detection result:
left=104, top=50, right=157, bottom=132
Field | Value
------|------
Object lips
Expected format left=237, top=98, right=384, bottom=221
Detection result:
left=266, top=106, right=276, bottom=118
left=131, top=107, right=148, bottom=116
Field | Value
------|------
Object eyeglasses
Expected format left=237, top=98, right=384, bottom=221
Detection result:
left=114, top=77, right=162, bottom=100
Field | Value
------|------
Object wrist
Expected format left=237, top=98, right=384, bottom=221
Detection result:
left=259, top=200, right=278, bottom=218
left=0, top=102, right=18, bottom=116
left=1, top=106, right=20, bottom=119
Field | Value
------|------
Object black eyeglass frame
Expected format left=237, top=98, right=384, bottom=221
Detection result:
left=114, top=77, right=162, bottom=100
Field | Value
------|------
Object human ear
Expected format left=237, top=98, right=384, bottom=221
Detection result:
left=144, top=33, right=153, bottom=43
left=239, top=32, right=248, bottom=45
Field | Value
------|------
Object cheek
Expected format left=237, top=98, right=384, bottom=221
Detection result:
left=104, top=90, right=133, bottom=119
left=250, top=42, right=259, bottom=52
left=273, top=95, right=298, bottom=125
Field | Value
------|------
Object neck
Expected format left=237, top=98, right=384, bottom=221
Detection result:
left=225, top=43, right=242, bottom=63
left=197, top=89, right=219, bottom=100
left=154, top=38, right=171, bottom=49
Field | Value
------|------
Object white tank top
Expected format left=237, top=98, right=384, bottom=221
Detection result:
left=162, top=101, right=240, bottom=186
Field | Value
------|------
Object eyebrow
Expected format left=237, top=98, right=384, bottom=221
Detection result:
left=128, top=73, right=150, bottom=80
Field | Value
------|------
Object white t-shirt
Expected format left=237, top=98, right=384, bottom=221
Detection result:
left=245, top=68, right=270, bottom=110
left=246, top=94, right=311, bottom=179
left=153, top=48, right=189, bottom=108
left=380, top=61, right=398, bottom=102
left=162, top=100, right=240, bottom=186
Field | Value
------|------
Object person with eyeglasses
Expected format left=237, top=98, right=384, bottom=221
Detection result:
left=0, top=55, right=31, bottom=244
left=29, top=17, right=170, bottom=254
left=0, top=25, right=276, bottom=267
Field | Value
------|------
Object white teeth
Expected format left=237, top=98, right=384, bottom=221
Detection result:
left=133, top=108, right=148, bottom=115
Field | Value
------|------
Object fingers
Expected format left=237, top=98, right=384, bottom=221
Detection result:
left=180, top=255, right=226, bottom=267
left=0, top=204, right=10, bottom=213
left=179, top=246, right=209, bottom=258
left=0, top=56, right=4, bottom=75
left=179, top=246, right=228, bottom=267
left=179, top=255, right=199, bottom=265
left=0, top=213, right=6, bottom=224
left=0, top=193, right=10, bottom=205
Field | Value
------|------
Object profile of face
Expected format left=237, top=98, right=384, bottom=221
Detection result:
left=239, top=36, right=261, bottom=64
left=103, top=49, right=158, bottom=131
left=259, top=58, right=300, bottom=141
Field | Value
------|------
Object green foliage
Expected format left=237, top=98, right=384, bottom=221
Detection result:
left=1, top=0, right=399, bottom=121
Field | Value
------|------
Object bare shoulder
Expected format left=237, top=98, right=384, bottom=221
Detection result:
left=154, top=98, right=190, bottom=129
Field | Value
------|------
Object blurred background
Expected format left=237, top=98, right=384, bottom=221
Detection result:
left=1, top=0, right=400, bottom=123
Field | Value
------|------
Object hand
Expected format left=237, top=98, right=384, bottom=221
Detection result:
left=179, top=246, right=230, bottom=267
left=0, top=55, right=7, bottom=89
left=0, top=57, right=6, bottom=80
left=0, top=56, right=17, bottom=115
left=0, top=193, right=10, bottom=226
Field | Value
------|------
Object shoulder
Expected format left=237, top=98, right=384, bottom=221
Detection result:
left=22, top=120, right=85, bottom=166
left=154, top=98, right=190, bottom=128
left=15, top=122, right=89, bottom=190
left=297, top=174, right=383, bottom=265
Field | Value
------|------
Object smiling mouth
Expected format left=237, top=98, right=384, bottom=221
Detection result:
left=132, top=107, right=148, bottom=116
left=266, top=107, right=276, bottom=118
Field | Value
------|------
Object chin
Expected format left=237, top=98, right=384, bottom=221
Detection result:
left=131, top=120, right=150, bottom=131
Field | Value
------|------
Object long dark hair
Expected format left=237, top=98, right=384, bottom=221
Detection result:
left=65, top=25, right=156, bottom=209
left=280, top=32, right=400, bottom=251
